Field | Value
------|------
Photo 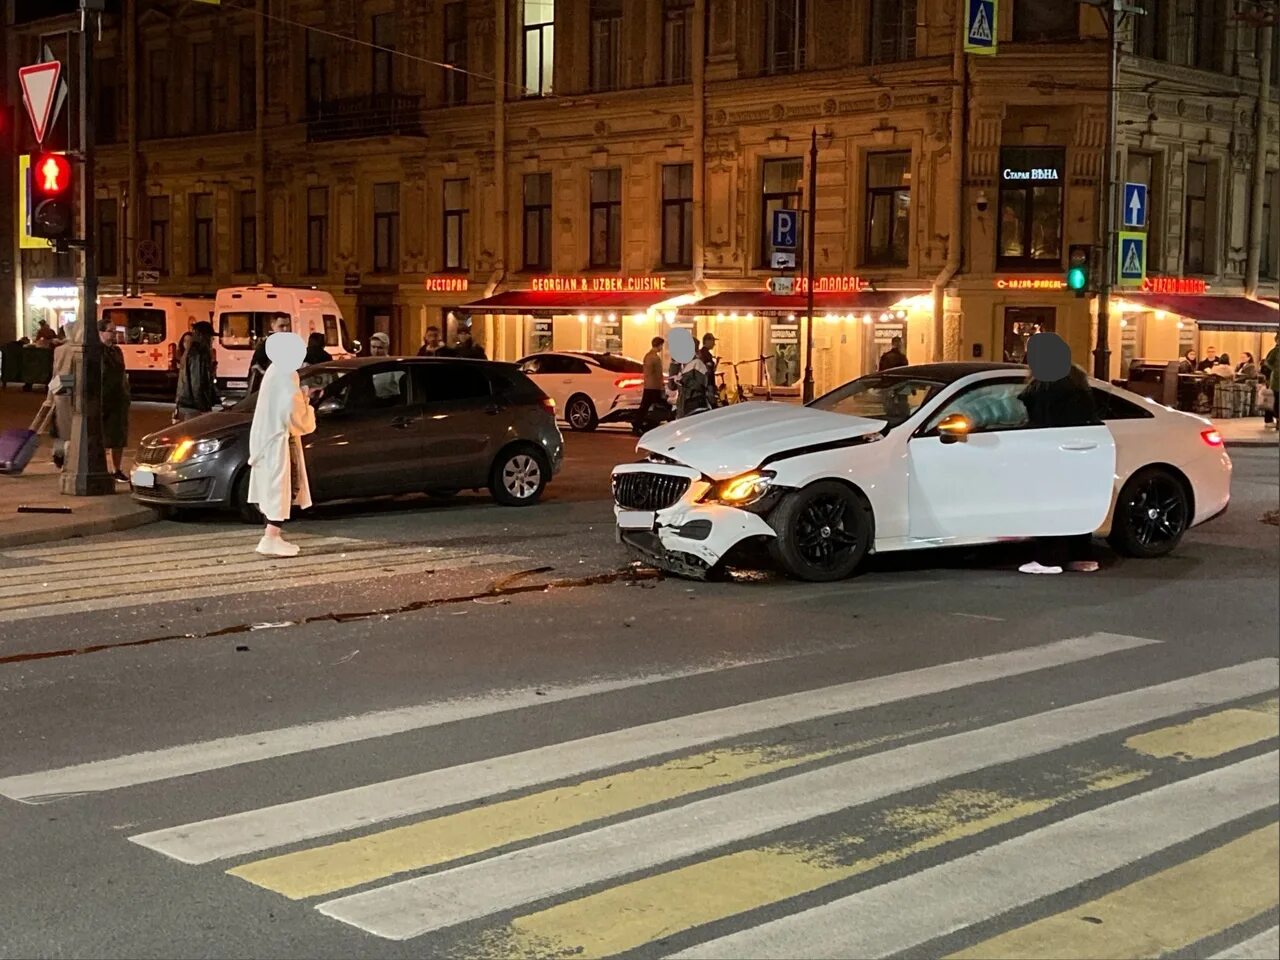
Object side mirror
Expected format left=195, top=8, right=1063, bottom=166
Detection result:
left=351, top=340, right=363, bottom=355
left=317, top=397, right=343, bottom=416
left=937, top=413, right=971, bottom=444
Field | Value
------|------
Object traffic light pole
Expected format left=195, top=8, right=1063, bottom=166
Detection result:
left=1092, top=0, right=1118, bottom=381
left=62, top=0, right=111, bottom=497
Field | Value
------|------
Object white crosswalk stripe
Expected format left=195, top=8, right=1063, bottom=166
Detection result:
left=0, top=531, right=529, bottom=623
left=3, top=635, right=1277, bottom=957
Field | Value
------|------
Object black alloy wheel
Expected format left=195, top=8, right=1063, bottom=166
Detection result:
left=768, top=480, right=871, bottom=582
left=1109, top=467, right=1190, bottom=558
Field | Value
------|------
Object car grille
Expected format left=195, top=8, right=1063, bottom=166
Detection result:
left=136, top=443, right=172, bottom=465
left=613, top=472, right=690, bottom=511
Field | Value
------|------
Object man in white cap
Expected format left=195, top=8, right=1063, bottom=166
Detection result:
left=368, top=331, right=391, bottom=357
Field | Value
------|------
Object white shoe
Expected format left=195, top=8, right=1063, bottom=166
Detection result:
left=1018, top=561, right=1063, bottom=575
left=256, top=535, right=300, bottom=558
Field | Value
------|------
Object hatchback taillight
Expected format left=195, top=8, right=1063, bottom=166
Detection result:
left=615, top=377, right=644, bottom=390
left=1200, top=429, right=1223, bottom=447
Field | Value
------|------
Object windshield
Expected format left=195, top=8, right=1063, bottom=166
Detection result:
left=229, top=367, right=347, bottom=414
left=810, top=374, right=943, bottom=428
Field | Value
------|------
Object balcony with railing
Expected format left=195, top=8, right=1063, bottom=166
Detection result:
left=304, top=94, right=428, bottom=142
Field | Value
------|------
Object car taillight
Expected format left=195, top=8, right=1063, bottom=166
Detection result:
left=615, top=377, right=643, bottom=389
left=541, top=397, right=556, bottom=413
left=1200, top=429, right=1223, bottom=447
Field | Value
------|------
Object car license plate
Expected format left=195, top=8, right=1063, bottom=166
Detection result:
left=617, top=510, right=656, bottom=530
left=227, top=380, right=248, bottom=390
left=131, top=468, right=155, bottom=489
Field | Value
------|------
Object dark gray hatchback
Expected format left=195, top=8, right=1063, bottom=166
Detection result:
left=130, top=357, right=564, bottom=519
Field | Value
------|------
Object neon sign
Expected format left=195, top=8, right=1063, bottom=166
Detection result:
left=995, top=278, right=1067, bottom=290
left=424, top=277, right=470, bottom=293
left=530, top=276, right=669, bottom=293
left=764, top=276, right=869, bottom=294
left=1140, top=276, right=1208, bottom=295
left=28, top=285, right=79, bottom=311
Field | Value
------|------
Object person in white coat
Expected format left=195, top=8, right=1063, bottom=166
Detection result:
left=247, top=332, right=316, bottom=557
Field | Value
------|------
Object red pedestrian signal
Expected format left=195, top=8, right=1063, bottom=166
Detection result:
left=29, top=152, right=74, bottom=241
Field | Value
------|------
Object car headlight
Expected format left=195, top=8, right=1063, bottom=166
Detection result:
left=168, top=437, right=226, bottom=463
left=702, top=470, right=776, bottom=506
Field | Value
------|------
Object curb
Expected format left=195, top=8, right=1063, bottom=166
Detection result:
left=1224, top=440, right=1279, bottom=449
left=0, top=505, right=159, bottom=550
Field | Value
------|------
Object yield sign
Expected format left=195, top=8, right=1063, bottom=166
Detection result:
left=18, top=60, right=62, bottom=145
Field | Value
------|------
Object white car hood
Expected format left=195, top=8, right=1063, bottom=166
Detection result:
left=638, top=402, right=886, bottom=479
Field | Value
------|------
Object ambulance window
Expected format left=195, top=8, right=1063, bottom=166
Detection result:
left=323, top=314, right=339, bottom=347
left=340, top=317, right=354, bottom=350
left=219, top=311, right=254, bottom=348
left=103, top=308, right=165, bottom=345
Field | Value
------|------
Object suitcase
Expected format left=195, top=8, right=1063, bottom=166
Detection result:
left=0, top=401, right=55, bottom=475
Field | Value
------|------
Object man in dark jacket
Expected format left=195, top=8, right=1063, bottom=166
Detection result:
left=452, top=327, right=487, bottom=359
left=176, top=321, right=219, bottom=421
left=879, top=336, right=909, bottom=371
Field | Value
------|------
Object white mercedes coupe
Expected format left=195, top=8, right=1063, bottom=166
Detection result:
left=611, top=363, right=1232, bottom=581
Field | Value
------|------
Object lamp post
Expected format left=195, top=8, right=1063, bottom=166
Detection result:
left=802, top=127, right=818, bottom=404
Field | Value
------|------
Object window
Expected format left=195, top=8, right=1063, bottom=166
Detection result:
left=1133, top=0, right=1164, bottom=59
left=1012, top=0, right=1078, bottom=42
left=763, top=0, right=805, bottom=74
left=305, top=30, right=328, bottom=111
left=145, top=49, right=169, bottom=138
left=926, top=381, right=1029, bottom=434
left=307, top=186, right=329, bottom=275
left=1184, top=159, right=1208, bottom=274
left=524, top=0, right=555, bottom=96
left=443, top=3, right=468, bottom=105
left=443, top=179, right=469, bottom=271
left=148, top=196, right=170, bottom=274
left=663, top=0, right=692, bottom=84
left=589, top=169, right=622, bottom=268
left=238, top=191, right=257, bottom=274
left=997, top=147, right=1065, bottom=266
left=810, top=374, right=942, bottom=429
left=1263, top=173, right=1276, bottom=280
left=344, top=368, right=410, bottom=410
left=102, top=308, right=165, bottom=344
left=1176, top=0, right=1224, bottom=71
left=411, top=364, right=493, bottom=403
left=191, top=193, right=214, bottom=275
left=373, top=182, right=400, bottom=273
left=661, top=163, right=693, bottom=268
left=1092, top=387, right=1155, bottom=421
left=191, top=41, right=214, bottom=134
left=96, top=58, right=119, bottom=144
left=865, top=152, right=911, bottom=266
left=238, top=35, right=256, bottom=130
left=869, top=0, right=916, bottom=64
left=218, top=310, right=292, bottom=349
left=1125, top=151, right=1159, bottom=265
left=372, top=13, right=395, bottom=96
left=97, top=199, right=119, bottom=276
left=758, top=158, right=803, bottom=267
left=590, top=0, right=623, bottom=92
left=523, top=173, right=552, bottom=271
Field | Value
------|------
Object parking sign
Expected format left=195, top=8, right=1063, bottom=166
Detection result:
left=771, top=209, right=798, bottom=251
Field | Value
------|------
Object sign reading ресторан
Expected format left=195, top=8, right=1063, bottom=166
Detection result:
left=529, top=275, right=669, bottom=293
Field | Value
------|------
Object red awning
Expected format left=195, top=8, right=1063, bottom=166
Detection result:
left=1121, top=294, right=1279, bottom=332
left=461, top=290, right=678, bottom=314
left=677, top=290, right=913, bottom=315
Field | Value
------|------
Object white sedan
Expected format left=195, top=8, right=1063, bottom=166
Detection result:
left=612, top=363, right=1231, bottom=581
left=517, top=351, right=649, bottom=431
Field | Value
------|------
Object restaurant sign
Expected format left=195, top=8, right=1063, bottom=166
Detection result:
left=995, top=278, right=1067, bottom=291
left=424, top=276, right=470, bottom=293
left=530, top=275, right=669, bottom=293
left=1140, top=277, right=1208, bottom=295
left=763, top=275, right=869, bottom=295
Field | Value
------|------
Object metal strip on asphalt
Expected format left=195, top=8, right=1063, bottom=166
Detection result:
left=125, top=633, right=1161, bottom=864
left=670, top=752, right=1280, bottom=959
left=313, top=662, right=1278, bottom=940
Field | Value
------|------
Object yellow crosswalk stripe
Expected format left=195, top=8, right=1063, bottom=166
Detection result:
left=228, top=725, right=949, bottom=900
left=467, top=765, right=1147, bottom=960
left=1125, top=699, right=1279, bottom=762
left=948, top=823, right=1280, bottom=959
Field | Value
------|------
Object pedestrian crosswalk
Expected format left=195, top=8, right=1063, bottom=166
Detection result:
left=0, top=530, right=530, bottom=624
left=1, top=633, right=1276, bottom=958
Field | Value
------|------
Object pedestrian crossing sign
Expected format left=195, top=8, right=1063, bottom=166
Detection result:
left=965, top=0, right=998, bottom=55
left=1117, top=232, right=1147, bottom=286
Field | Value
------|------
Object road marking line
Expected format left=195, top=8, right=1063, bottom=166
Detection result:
left=0, top=531, right=360, bottom=562
left=0, top=553, right=528, bottom=624
left=1210, top=924, right=1280, bottom=959
left=670, top=752, right=1279, bottom=959
left=229, top=724, right=954, bottom=900
left=314, top=662, right=1276, bottom=941
left=948, top=824, right=1279, bottom=959
left=1125, top=698, right=1279, bottom=762
left=0, top=651, right=824, bottom=803
left=482, top=766, right=1146, bottom=960
left=126, top=633, right=1160, bottom=864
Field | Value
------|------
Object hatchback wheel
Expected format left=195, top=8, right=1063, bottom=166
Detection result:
left=767, top=481, right=871, bottom=582
left=565, top=395, right=599, bottom=432
left=1108, top=467, right=1190, bottom=558
left=490, top=445, right=549, bottom=506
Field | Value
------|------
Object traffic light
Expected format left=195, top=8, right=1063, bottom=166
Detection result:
left=1066, top=243, right=1092, bottom=297
left=29, top=152, right=74, bottom=241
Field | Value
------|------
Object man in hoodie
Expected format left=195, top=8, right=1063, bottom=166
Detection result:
left=175, top=321, right=219, bottom=421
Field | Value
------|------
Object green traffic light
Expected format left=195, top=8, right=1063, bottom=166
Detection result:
left=1066, top=266, right=1087, bottom=290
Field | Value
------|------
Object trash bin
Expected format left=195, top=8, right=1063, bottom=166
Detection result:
left=20, top=345, right=53, bottom=389
left=0, top=340, right=24, bottom=387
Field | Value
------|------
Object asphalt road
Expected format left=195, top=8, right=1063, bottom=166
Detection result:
left=0, top=444, right=1276, bottom=959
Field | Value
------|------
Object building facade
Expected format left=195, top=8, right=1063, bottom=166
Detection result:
left=5, top=0, right=1277, bottom=394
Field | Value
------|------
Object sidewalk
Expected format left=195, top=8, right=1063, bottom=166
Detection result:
left=1213, top=417, right=1279, bottom=449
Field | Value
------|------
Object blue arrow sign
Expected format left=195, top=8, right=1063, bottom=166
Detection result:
left=772, top=209, right=798, bottom=250
left=1123, top=182, right=1147, bottom=229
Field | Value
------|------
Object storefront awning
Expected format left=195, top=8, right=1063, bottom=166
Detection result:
left=676, top=290, right=916, bottom=316
left=1120, top=294, right=1279, bottom=333
left=462, top=290, right=680, bottom=315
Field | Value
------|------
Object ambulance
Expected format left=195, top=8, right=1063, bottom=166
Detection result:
left=212, top=285, right=358, bottom=397
left=97, top=294, right=214, bottom=398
